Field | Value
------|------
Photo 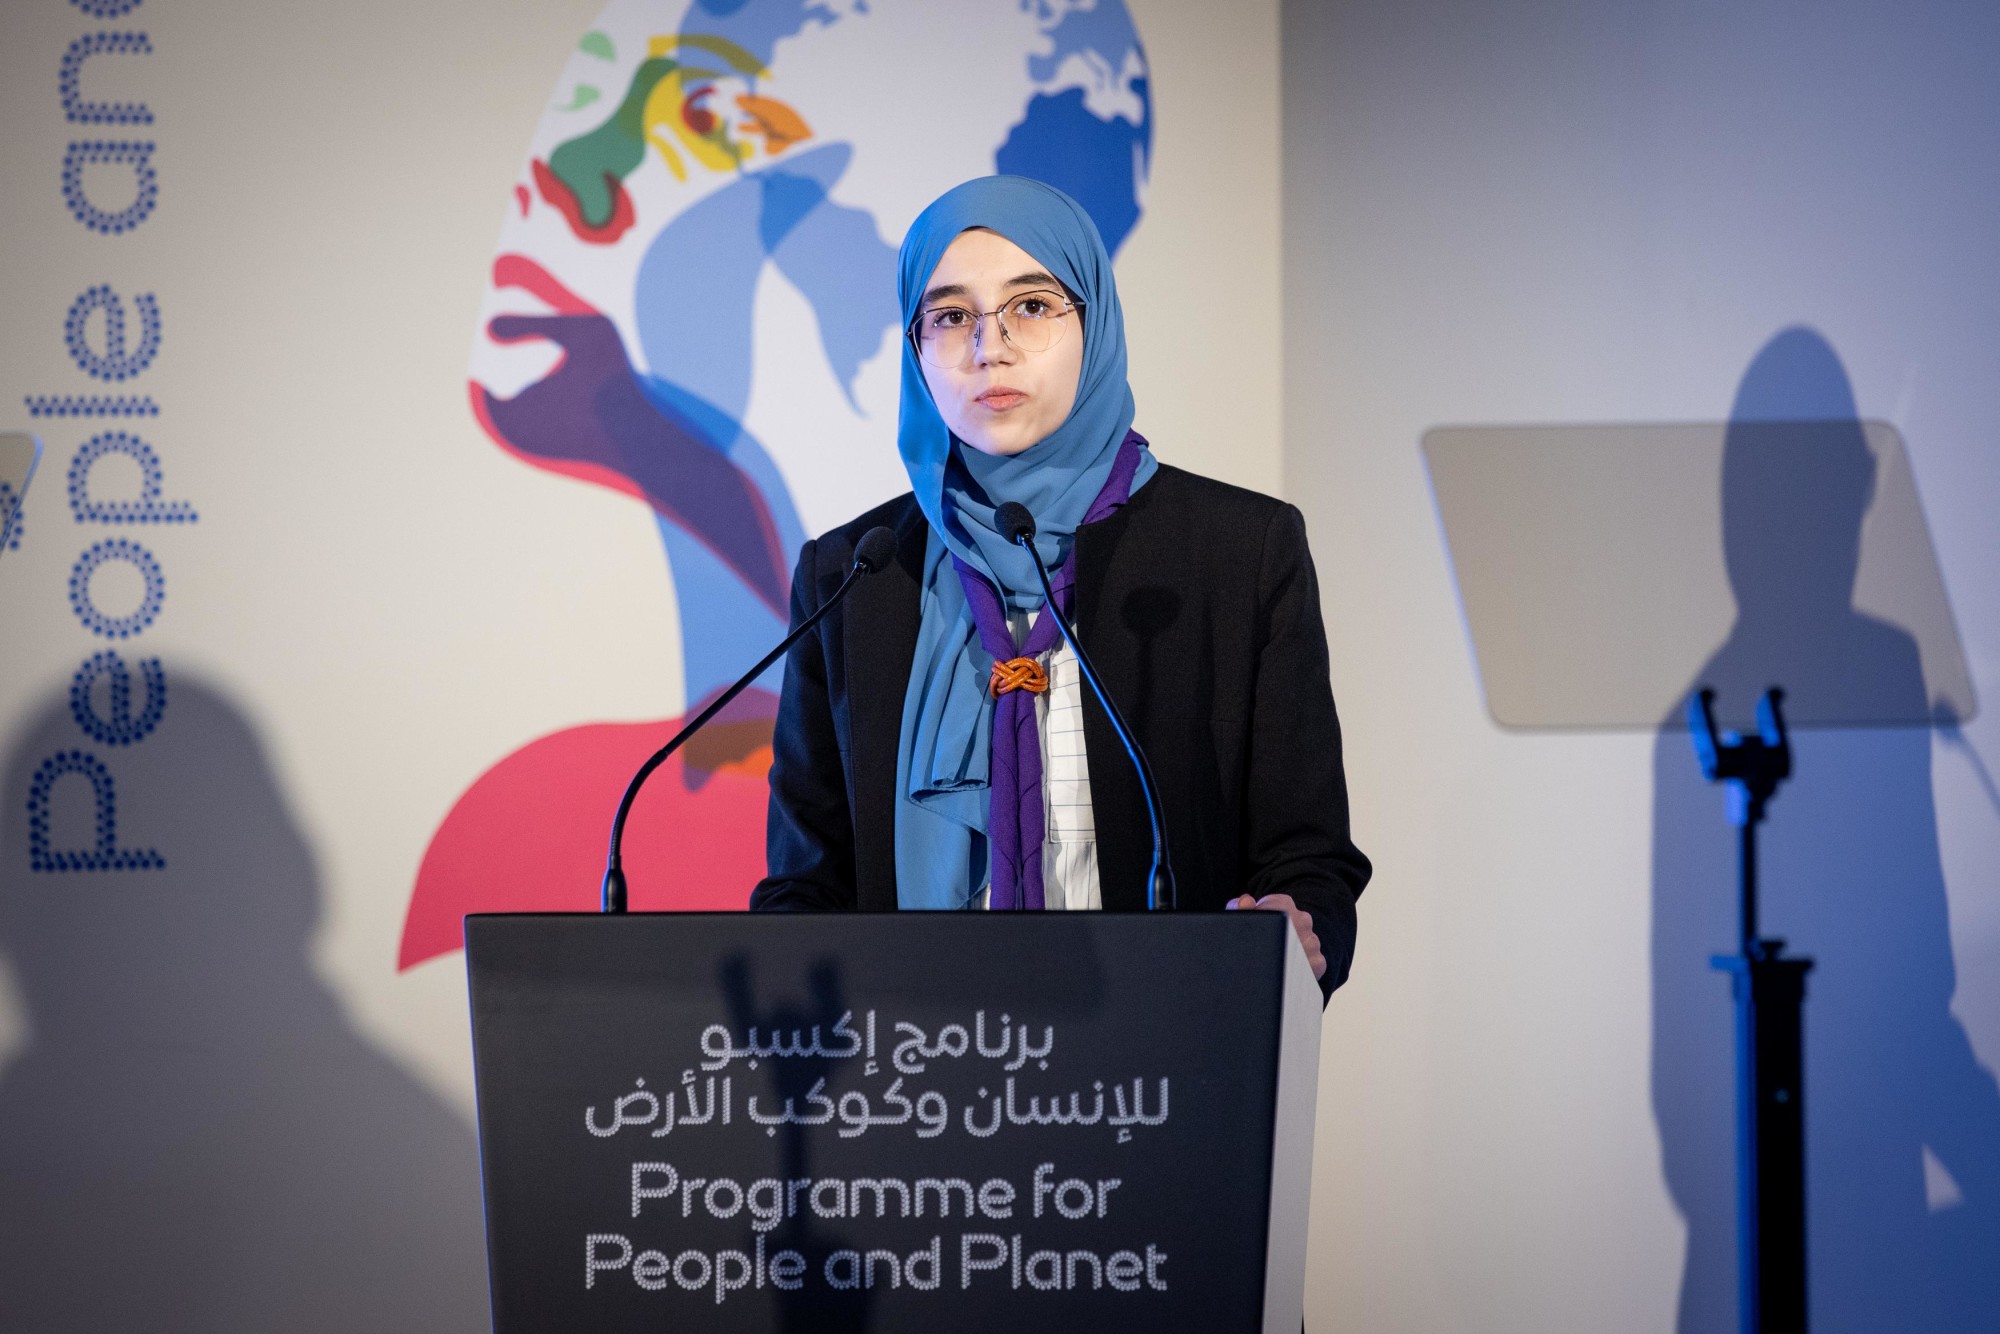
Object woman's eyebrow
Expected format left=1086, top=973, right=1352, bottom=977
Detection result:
left=921, top=271, right=1063, bottom=306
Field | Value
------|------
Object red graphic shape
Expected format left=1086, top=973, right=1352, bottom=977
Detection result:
left=398, top=718, right=764, bottom=971
left=532, top=157, right=636, bottom=245
left=683, top=85, right=718, bottom=136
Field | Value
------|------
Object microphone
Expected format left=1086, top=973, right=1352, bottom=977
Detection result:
left=994, top=501, right=1176, bottom=910
left=601, top=525, right=899, bottom=912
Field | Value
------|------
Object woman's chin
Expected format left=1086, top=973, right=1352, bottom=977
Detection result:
left=958, top=428, right=1042, bottom=459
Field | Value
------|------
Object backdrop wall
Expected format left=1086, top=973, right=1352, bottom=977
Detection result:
left=0, top=0, right=1279, bottom=1325
left=1285, top=1, right=2000, bottom=1330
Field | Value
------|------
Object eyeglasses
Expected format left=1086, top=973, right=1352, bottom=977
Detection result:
left=908, top=289, right=1082, bottom=369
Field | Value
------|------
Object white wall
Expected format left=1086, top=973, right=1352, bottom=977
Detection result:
left=1285, top=1, right=2000, bottom=1329
left=1126, top=0, right=1283, bottom=494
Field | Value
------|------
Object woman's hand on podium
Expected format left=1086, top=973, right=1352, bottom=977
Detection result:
left=1226, top=893, right=1326, bottom=980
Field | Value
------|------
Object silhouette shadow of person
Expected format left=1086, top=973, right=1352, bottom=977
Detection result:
left=0, top=677, right=491, bottom=1332
left=718, top=954, right=879, bottom=1333
left=1651, top=328, right=2000, bottom=1332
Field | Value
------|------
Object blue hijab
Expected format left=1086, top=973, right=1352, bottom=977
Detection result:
left=892, top=176, right=1157, bottom=909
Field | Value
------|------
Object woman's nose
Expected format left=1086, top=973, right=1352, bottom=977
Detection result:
left=972, top=315, right=1020, bottom=367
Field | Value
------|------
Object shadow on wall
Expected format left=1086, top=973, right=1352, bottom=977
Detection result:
left=1650, top=329, right=2000, bottom=1333
left=0, top=677, right=490, bottom=1332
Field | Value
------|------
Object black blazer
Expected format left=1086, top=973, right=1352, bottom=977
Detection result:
left=750, top=463, right=1372, bottom=997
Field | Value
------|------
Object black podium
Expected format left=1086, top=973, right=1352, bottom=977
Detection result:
left=466, top=912, right=1322, bottom=1332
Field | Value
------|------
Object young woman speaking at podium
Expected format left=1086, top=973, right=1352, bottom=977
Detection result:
left=750, top=177, right=1369, bottom=998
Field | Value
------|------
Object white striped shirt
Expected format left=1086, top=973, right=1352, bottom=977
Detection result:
left=974, top=612, right=1101, bottom=911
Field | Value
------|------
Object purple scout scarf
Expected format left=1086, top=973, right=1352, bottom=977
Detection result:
left=950, top=432, right=1144, bottom=909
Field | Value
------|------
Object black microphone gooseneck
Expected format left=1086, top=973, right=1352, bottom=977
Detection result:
left=601, top=526, right=899, bottom=912
left=994, top=501, right=1176, bottom=910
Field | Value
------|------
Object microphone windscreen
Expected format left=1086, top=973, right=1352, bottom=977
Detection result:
left=853, top=526, right=899, bottom=574
left=994, top=502, right=1037, bottom=546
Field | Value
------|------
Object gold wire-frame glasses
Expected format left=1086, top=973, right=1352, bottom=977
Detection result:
left=908, top=289, right=1083, bottom=369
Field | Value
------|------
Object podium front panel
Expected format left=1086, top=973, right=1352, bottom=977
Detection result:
left=466, top=911, right=1314, bottom=1332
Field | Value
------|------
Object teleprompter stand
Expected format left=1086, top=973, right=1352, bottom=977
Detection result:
left=1423, top=422, right=1973, bottom=1333
left=1688, top=687, right=1812, bottom=1334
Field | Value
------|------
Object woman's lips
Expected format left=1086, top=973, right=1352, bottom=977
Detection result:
left=975, top=388, right=1028, bottom=411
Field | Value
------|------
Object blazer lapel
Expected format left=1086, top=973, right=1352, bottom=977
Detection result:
left=843, top=499, right=928, bottom=909
left=1071, top=490, right=1153, bottom=912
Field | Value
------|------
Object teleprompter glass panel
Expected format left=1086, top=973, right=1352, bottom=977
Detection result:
left=1422, top=421, right=1973, bottom=731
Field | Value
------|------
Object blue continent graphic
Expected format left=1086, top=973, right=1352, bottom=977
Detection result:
left=997, top=86, right=1150, bottom=256
left=1001, top=0, right=1153, bottom=253
left=682, top=0, right=845, bottom=68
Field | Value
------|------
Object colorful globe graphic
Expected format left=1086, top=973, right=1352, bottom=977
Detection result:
left=402, top=0, right=1152, bottom=966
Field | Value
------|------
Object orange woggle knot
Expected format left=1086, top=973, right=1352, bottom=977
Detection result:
left=990, top=656, right=1049, bottom=696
